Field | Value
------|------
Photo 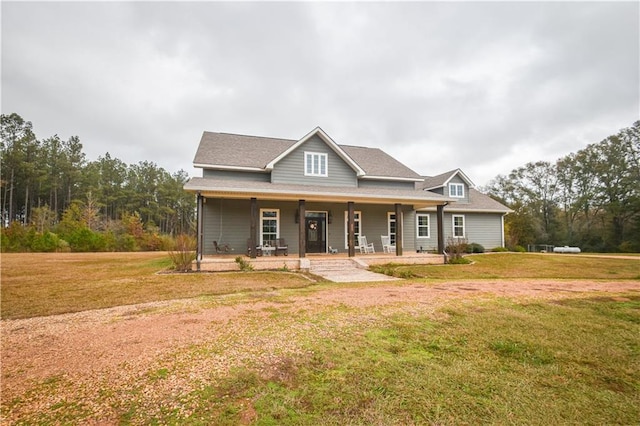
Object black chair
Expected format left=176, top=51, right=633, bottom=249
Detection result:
left=275, top=238, right=288, bottom=256
left=246, top=239, right=263, bottom=257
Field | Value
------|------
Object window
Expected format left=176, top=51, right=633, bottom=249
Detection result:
left=260, top=209, right=279, bottom=245
left=452, top=214, right=465, bottom=238
left=388, top=213, right=396, bottom=245
left=449, top=183, right=464, bottom=198
left=416, top=213, right=430, bottom=238
left=344, top=211, right=361, bottom=249
left=304, top=152, right=328, bottom=177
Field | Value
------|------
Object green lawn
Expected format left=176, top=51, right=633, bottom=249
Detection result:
left=2, top=252, right=639, bottom=424
left=372, top=252, right=640, bottom=280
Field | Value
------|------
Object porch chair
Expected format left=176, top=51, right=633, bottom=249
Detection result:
left=358, top=236, right=375, bottom=254
left=275, top=238, right=288, bottom=256
left=246, top=239, right=263, bottom=257
left=381, top=235, right=395, bottom=253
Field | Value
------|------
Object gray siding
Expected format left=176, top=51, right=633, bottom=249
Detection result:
left=462, top=213, right=504, bottom=248
left=271, top=135, right=358, bottom=187
left=358, top=180, right=416, bottom=190
left=202, top=198, right=419, bottom=255
left=416, top=212, right=505, bottom=252
left=446, top=175, right=470, bottom=203
left=427, top=187, right=445, bottom=196
left=203, top=198, right=252, bottom=255
left=203, top=169, right=270, bottom=182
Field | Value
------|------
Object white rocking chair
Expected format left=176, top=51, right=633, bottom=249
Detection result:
left=358, top=236, right=375, bottom=254
left=381, top=235, right=395, bottom=253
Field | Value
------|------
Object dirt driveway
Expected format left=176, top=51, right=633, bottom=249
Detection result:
left=2, top=278, right=639, bottom=423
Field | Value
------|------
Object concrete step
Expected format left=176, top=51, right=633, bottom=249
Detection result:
left=308, top=258, right=399, bottom=282
left=309, top=259, right=359, bottom=272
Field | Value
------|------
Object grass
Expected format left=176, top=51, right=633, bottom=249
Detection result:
left=3, top=252, right=639, bottom=319
left=0, top=252, right=315, bottom=319
left=82, top=295, right=637, bottom=425
left=2, top=252, right=639, bottom=424
left=371, top=252, right=640, bottom=280
left=185, top=296, right=639, bottom=425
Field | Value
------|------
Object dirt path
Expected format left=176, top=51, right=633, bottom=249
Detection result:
left=2, top=278, right=639, bottom=422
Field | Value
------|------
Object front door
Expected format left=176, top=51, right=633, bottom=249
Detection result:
left=305, top=212, right=327, bottom=253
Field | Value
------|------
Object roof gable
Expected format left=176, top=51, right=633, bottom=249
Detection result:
left=193, top=127, right=423, bottom=180
left=420, top=168, right=475, bottom=191
left=266, top=127, right=365, bottom=176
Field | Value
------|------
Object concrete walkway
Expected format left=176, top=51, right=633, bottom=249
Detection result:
left=308, top=258, right=400, bottom=282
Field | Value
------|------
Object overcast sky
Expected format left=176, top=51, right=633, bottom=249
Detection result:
left=2, top=1, right=638, bottom=187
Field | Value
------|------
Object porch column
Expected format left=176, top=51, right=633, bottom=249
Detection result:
left=437, top=204, right=445, bottom=254
left=298, top=200, right=306, bottom=258
left=347, top=201, right=355, bottom=257
left=250, top=197, right=258, bottom=259
left=395, top=203, right=403, bottom=256
left=196, top=193, right=204, bottom=271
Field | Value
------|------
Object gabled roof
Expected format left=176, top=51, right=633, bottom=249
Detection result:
left=266, top=127, right=366, bottom=177
left=420, top=168, right=475, bottom=191
left=193, top=128, right=423, bottom=180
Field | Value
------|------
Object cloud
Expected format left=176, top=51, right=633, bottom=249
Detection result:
left=2, top=1, right=638, bottom=186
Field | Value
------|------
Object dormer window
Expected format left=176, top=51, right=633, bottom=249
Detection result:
left=305, top=152, right=328, bottom=177
left=449, top=183, right=464, bottom=198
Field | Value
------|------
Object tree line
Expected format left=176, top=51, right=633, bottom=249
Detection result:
left=485, top=120, right=640, bottom=252
left=2, top=113, right=638, bottom=253
left=1, top=113, right=195, bottom=252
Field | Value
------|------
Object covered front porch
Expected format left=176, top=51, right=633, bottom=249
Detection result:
left=185, top=178, right=454, bottom=271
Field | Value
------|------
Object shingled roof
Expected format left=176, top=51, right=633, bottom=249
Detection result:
left=419, top=169, right=475, bottom=190
left=193, top=132, right=296, bottom=169
left=193, top=130, right=422, bottom=180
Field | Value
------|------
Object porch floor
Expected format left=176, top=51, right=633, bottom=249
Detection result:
left=196, top=252, right=444, bottom=278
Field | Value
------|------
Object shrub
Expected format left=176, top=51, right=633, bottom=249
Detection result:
left=512, top=245, right=526, bottom=253
left=466, top=242, right=485, bottom=253
left=235, top=256, right=254, bottom=272
left=30, top=232, right=61, bottom=252
left=168, top=234, right=196, bottom=272
left=1, top=221, right=31, bottom=252
left=619, top=240, right=638, bottom=253
left=65, top=228, right=107, bottom=252
left=492, top=246, right=509, bottom=252
left=445, top=236, right=468, bottom=264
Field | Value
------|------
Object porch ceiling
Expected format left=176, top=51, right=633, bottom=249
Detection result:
left=185, top=177, right=453, bottom=208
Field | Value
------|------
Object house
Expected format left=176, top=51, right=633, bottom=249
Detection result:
left=184, top=127, right=510, bottom=268
left=417, top=169, right=512, bottom=251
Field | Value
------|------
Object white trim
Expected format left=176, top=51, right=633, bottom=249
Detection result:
left=360, top=175, right=424, bottom=182
left=344, top=210, right=362, bottom=249
left=423, top=168, right=476, bottom=191
left=416, top=213, right=430, bottom=238
left=193, top=163, right=267, bottom=172
left=266, top=127, right=366, bottom=176
left=449, top=183, right=465, bottom=198
left=452, top=214, right=465, bottom=238
left=259, top=208, right=280, bottom=246
left=304, top=151, right=328, bottom=177
left=185, top=179, right=453, bottom=208
left=387, top=212, right=396, bottom=245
